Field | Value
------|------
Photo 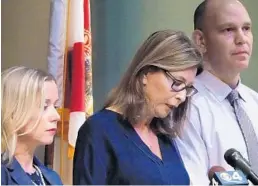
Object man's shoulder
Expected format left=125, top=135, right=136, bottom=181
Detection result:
left=189, top=78, right=227, bottom=118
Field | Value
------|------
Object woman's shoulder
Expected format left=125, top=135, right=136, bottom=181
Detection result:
left=1, top=157, right=12, bottom=173
left=88, top=108, right=120, bottom=122
left=79, top=109, right=122, bottom=133
left=1, top=162, right=10, bottom=185
left=1, top=161, right=9, bottom=175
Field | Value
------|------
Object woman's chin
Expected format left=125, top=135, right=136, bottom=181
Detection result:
left=41, top=137, right=55, bottom=146
left=155, top=109, right=170, bottom=119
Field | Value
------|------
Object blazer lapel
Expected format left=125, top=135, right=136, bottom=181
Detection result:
left=7, top=158, right=33, bottom=185
left=33, top=156, right=56, bottom=185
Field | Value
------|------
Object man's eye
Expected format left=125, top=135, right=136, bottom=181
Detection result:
left=243, top=26, right=250, bottom=31
left=222, top=27, right=234, bottom=33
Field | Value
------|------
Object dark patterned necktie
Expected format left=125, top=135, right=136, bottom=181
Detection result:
left=227, top=90, right=258, bottom=174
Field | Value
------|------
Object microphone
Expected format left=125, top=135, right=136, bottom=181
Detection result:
left=224, top=148, right=258, bottom=185
left=208, top=166, right=249, bottom=185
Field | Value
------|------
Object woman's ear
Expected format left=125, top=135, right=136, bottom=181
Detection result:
left=142, top=74, right=147, bottom=86
left=192, top=30, right=206, bottom=54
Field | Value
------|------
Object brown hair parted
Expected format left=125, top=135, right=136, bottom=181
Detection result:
left=104, top=30, right=203, bottom=137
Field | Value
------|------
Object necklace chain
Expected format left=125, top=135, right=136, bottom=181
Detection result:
left=30, top=165, right=46, bottom=186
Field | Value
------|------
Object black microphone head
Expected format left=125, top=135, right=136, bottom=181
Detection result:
left=224, top=148, right=241, bottom=167
left=224, top=148, right=251, bottom=175
left=224, top=149, right=258, bottom=185
left=224, top=148, right=246, bottom=168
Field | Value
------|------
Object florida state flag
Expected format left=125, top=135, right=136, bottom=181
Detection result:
left=47, top=0, right=93, bottom=162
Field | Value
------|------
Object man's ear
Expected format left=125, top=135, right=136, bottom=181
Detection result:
left=192, top=29, right=206, bottom=54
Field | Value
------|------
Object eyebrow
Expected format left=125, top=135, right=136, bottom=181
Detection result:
left=174, top=75, right=186, bottom=82
left=218, top=21, right=252, bottom=28
left=166, top=71, right=195, bottom=86
left=174, top=75, right=195, bottom=86
left=243, top=22, right=252, bottom=27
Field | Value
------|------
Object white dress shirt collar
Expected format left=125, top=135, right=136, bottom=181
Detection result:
left=196, top=70, right=247, bottom=102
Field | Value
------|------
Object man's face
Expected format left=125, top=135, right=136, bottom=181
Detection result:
left=203, top=1, right=253, bottom=74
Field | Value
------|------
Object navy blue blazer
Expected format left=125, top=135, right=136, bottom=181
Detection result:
left=73, top=109, right=190, bottom=185
left=1, top=156, right=63, bottom=185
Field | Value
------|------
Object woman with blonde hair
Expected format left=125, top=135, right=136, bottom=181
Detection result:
left=1, top=66, right=62, bottom=185
left=73, top=29, right=203, bottom=185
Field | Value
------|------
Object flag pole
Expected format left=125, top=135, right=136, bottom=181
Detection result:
left=59, top=0, right=71, bottom=179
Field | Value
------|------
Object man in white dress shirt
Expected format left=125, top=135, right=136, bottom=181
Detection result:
left=175, top=0, right=258, bottom=184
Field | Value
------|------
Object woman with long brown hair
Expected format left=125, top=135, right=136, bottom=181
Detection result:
left=73, top=30, right=202, bottom=185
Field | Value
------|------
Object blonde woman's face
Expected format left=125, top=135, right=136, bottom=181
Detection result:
left=142, top=67, right=197, bottom=118
left=22, top=80, right=60, bottom=146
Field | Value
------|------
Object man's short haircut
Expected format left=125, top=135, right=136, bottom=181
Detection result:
left=194, top=1, right=208, bottom=30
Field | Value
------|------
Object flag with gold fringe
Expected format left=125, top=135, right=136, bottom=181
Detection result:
left=66, top=0, right=86, bottom=159
left=47, top=0, right=93, bottom=168
left=68, top=0, right=93, bottom=158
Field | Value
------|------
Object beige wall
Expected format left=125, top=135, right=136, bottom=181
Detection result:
left=2, top=2, right=73, bottom=183
left=2, top=0, right=51, bottom=71
left=2, top=0, right=52, bottom=159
